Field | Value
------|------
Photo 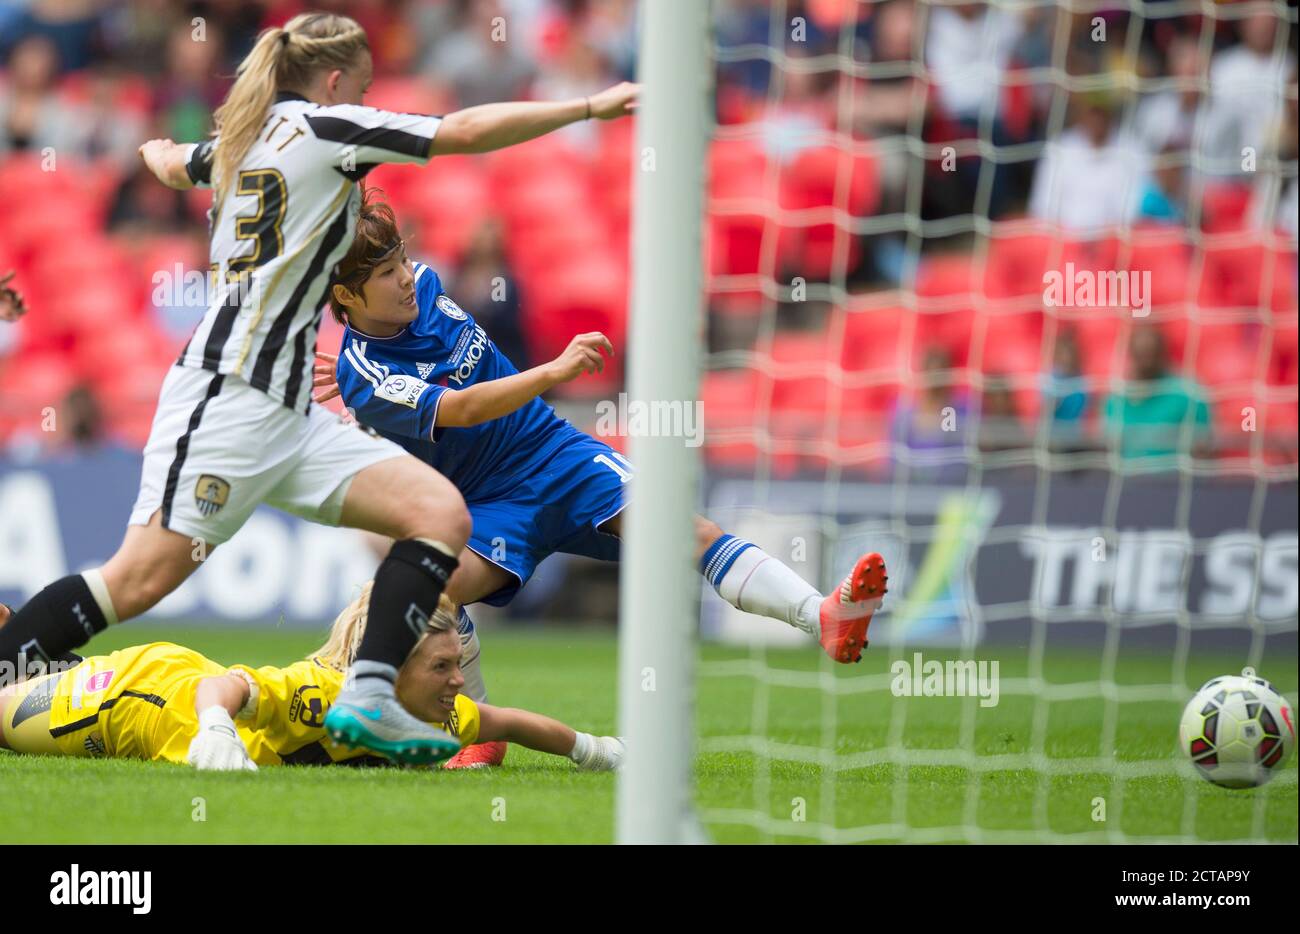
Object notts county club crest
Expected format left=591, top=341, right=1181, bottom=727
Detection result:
left=195, top=475, right=231, bottom=517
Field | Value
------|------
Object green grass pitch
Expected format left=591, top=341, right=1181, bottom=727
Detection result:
left=1, top=624, right=1294, bottom=843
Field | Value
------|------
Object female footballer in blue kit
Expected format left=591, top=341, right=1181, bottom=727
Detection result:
left=0, top=12, right=639, bottom=765
left=314, top=194, right=890, bottom=768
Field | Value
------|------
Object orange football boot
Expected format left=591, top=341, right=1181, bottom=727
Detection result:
left=443, top=740, right=508, bottom=769
left=818, top=553, right=888, bottom=663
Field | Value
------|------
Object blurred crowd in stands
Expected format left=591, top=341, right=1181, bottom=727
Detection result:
left=0, top=0, right=1296, bottom=474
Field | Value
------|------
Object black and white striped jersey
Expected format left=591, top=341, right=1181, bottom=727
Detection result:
left=179, top=91, right=440, bottom=413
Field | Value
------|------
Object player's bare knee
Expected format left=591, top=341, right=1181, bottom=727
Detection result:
left=402, top=494, right=471, bottom=551
left=101, top=552, right=183, bottom=618
left=105, top=569, right=165, bottom=619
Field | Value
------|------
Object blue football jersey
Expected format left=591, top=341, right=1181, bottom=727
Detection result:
left=335, top=263, right=568, bottom=501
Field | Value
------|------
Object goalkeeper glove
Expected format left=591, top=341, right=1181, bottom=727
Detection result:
left=570, top=733, right=625, bottom=772
left=188, top=706, right=258, bottom=771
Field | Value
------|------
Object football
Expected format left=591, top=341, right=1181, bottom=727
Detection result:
left=1179, top=669, right=1296, bottom=789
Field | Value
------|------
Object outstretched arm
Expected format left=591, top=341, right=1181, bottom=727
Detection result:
left=195, top=673, right=249, bottom=718
left=139, top=138, right=196, bottom=190
left=477, top=702, right=624, bottom=771
left=314, top=331, right=613, bottom=429
left=432, top=82, right=638, bottom=156
left=188, top=674, right=257, bottom=771
left=435, top=332, right=613, bottom=427
left=477, top=703, right=575, bottom=755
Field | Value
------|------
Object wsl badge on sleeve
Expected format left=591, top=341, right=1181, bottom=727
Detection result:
left=436, top=294, right=467, bottom=320
left=195, top=475, right=231, bottom=517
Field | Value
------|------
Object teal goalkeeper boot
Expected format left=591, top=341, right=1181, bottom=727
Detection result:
left=324, top=692, right=461, bottom=766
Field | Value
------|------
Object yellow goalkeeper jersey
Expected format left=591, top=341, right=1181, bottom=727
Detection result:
left=36, top=642, right=479, bottom=766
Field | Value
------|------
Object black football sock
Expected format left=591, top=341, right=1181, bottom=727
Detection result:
left=0, top=575, right=109, bottom=672
left=354, top=539, right=459, bottom=673
left=0, top=603, right=81, bottom=672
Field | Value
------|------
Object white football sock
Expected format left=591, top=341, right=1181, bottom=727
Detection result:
left=347, top=660, right=398, bottom=697
left=81, top=568, right=119, bottom=627
left=457, top=608, right=489, bottom=704
left=701, top=535, right=822, bottom=635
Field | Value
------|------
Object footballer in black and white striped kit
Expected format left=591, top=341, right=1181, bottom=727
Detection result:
left=0, top=10, right=639, bottom=766
left=130, top=94, right=443, bottom=546
left=175, top=95, right=441, bottom=410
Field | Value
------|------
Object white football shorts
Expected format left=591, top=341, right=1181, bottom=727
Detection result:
left=130, top=365, right=407, bottom=546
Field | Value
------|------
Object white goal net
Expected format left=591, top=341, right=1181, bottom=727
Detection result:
left=687, top=0, right=1299, bottom=843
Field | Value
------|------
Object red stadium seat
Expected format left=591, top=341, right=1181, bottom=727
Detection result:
left=1182, top=322, right=1257, bottom=389
left=363, top=76, right=440, bottom=116
left=774, top=144, right=879, bottom=280
left=1066, top=310, right=1126, bottom=381
left=0, top=155, right=63, bottom=204
left=1268, top=318, right=1299, bottom=386
left=837, top=308, right=903, bottom=471
left=915, top=252, right=977, bottom=302
left=767, top=330, right=833, bottom=412
left=133, top=234, right=207, bottom=280
left=709, top=137, right=769, bottom=199
left=97, top=357, right=169, bottom=413
left=706, top=137, right=772, bottom=283
left=707, top=211, right=768, bottom=279
left=915, top=260, right=977, bottom=369
left=0, top=156, right=118, bottom=234
left=913, top=257, right=979, bottom=364
left=362, top=162, right=420, bottom=210
left=76, top=324, right=169, bottom=393
left=0, top=352, right=80, bottom=434
left=405, top=169, right=493, bottom=265
left=845, top=264, right=907, bottom=455
left=522, top=261, right=626, bottom=395
left=984, top=226, right=1055, bottom=301
left=1121, top=227, right=1193, bottom=310
left=1263, top=396, right=1299, bottom=446
left=1200, top=183, right=1253, bottom=233
left=485, top=134, right=585, bottom=196
left=976, top=314, right=1044, bottom=377
left=1, top=199, right=99, bottom=256
left=510, top=222, right=610, bottom=284
left=591, top=120, right=634, bottom=238
left=500, top=172, right=592, bottom=230
left=1198, top=240, right=1298, bottom=313
left=1263, top=245, right=1299, bottom=314
left=701, top=368, right=762, bottom=470
left=841, top=303, right=911, bottom=377
left=184, top=187, right=214, bottom=226
left=764, top=329, right=853, bottom=474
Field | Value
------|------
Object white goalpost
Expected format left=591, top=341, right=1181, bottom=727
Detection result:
left=615, top=0, right=713, bottom=843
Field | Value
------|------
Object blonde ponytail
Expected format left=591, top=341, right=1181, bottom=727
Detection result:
left=313, top=581, right=459, bottom=671
left=210, top=12, right=370, bottom=204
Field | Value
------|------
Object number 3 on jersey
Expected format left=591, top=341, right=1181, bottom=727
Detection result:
left=228, top=168, right=287, bottom=276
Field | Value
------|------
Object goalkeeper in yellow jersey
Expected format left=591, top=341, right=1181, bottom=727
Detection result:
left=0, top=592, right=623, bottom=772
